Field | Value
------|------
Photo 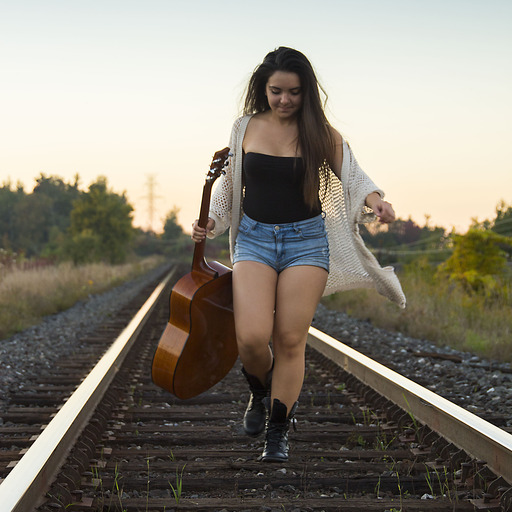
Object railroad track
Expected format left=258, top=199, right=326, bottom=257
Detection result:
left=0, top=267, right=511, bottom=511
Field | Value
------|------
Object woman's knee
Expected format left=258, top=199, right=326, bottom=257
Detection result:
left=273, top=331, right=307, bottom=360
left=236, top=327, right=271, bottom=357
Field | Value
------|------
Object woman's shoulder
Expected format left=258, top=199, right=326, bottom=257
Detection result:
left=231, top=114, right=255, bottom=134
left=328, top=125, right=344, bottom=146
left=327, top=125, right=344, bottom=174
left=234, top=113, right=256, bottom=124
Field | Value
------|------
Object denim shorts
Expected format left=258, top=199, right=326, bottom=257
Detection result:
left=233, top=213, right=330, bottom=273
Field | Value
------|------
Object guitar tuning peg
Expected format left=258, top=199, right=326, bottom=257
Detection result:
left=228, top=152, right=233, bottom=157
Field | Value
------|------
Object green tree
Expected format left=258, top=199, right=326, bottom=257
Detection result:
left=0, top=181, right=26, bottom=252
left=32, top=174, right=81, bottom=233
left=12, top=192, right=54, bottom=256
left=161, top=207, right=192, bottom=257
left=436, top=228, right=512, bottom=293
left=162, top=207, right=184, bottom=239
left=0, top=174, right=81, bottom=257
left=131, top=228, right=164, bottom=257
left=61, top=229, right=103, bottom=264
left=68, top=176, right=134, bottom=264
left=491, top=200, right=512, bottom=237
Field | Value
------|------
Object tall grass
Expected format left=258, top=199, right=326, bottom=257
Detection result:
left=0, top=256, right=164, bottom=340
left=322, top=261, right=512, bottom=362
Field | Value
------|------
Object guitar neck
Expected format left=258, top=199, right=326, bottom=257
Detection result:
left=192, top=179, right=216, bottom=277
left=190, top=147, right=230, bottom=278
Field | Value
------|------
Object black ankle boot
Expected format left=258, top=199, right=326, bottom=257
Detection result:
left=261, top=398, right=298, bottom=462
left=241, top=367, right=271, bottom=436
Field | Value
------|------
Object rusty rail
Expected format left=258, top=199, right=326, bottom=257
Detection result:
left=2, top=272, right=512, bottom=510
left=0, top=267, right=176, bottom=512
left=307, top=326, right=512, bottom=486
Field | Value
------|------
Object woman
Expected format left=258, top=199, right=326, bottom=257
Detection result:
left=192, top=47, right=405, bottom=462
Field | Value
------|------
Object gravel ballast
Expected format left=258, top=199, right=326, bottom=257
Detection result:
left=312, top=303, right=512, bottom=429
left=1, top=275, right=511, bottom=431
left=0, top=264, right=169, bottom=416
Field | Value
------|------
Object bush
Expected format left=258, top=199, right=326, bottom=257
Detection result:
left=322, top=254, right=512, bottom=362
left=436, top=228, right=512, bottom=295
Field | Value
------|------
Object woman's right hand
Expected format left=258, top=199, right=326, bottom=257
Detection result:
left=191, top=217, right=215, bottom=243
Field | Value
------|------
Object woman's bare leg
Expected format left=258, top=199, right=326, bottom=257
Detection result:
left=271, top=265, right=328, bottom=413
left=232, top=261, right=277, bottom=384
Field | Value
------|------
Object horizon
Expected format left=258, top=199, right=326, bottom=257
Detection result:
left=1, top=0, right=511, bottom=235
left=3, top=168, right=508, bottom=236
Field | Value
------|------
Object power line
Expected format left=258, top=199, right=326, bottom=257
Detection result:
left=365, top=215, right=512, bottom=254
left=371, top=247, right=452, bottom=256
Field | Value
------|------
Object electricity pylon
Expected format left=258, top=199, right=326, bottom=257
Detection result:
left=142, top=174, right=162, bottom=232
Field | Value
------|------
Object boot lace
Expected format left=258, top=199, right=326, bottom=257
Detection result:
left=265, top=422, right=287, bottom=450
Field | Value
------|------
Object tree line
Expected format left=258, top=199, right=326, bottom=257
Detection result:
left=1, top=173, right=511, bottom=288
left=362, top=202, right=511, bottom=251
left=358, top=201, right=512, bottom=296
left=0, top=174, right=196, bottom=265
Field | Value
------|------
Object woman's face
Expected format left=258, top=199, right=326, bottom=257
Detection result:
left=265, top=71, right=302, bottom=119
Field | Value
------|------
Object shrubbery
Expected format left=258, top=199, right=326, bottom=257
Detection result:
left=324, top=201, right=512, bottom=361
left=436, top=228, right=512, bottom=296
left=0, top=174, right=197, bottom=266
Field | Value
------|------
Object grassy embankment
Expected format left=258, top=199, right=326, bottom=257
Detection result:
left=322, top=262, right=512, bottom=363
left=2, top=254, right=511, bottom=364
left=0, top=256, right=165, bottom=340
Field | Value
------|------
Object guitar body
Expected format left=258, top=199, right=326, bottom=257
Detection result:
left=151, top=148, right=238, bottom=399
left=152, top=261, right=237, bottom=399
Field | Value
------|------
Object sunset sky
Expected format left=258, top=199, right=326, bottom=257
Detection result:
left=1, top=0, right=511, bottom=234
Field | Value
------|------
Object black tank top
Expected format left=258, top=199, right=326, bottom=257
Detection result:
left=242, top=152, right=321, bottom=224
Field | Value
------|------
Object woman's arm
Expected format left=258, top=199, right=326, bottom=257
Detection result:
left=207, top=118, right=243, bottom=237
left=365, top=192, right=395, bottom=223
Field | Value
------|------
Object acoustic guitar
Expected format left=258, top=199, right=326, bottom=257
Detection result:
left=151, top=148, right=238, bottom=399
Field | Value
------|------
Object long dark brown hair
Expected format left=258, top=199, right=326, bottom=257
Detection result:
left=243, top=47, right=335, bottom=210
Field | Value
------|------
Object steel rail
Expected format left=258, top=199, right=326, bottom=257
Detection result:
left=0, top=267, right=176, bottom=512
left=308, top=326, right=512, bottom=486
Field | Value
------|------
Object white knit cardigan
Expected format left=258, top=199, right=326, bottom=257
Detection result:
left=208, top=115, right=406, bottom=308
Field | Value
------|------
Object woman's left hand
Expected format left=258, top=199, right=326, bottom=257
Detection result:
left=366, top=192, right=395, bottom=224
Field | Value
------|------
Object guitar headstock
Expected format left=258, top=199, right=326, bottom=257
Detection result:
left=206, top=147, right=231, bottom=183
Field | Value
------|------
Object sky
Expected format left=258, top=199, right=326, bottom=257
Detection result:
left=1, top=0, right=511, bottom=234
